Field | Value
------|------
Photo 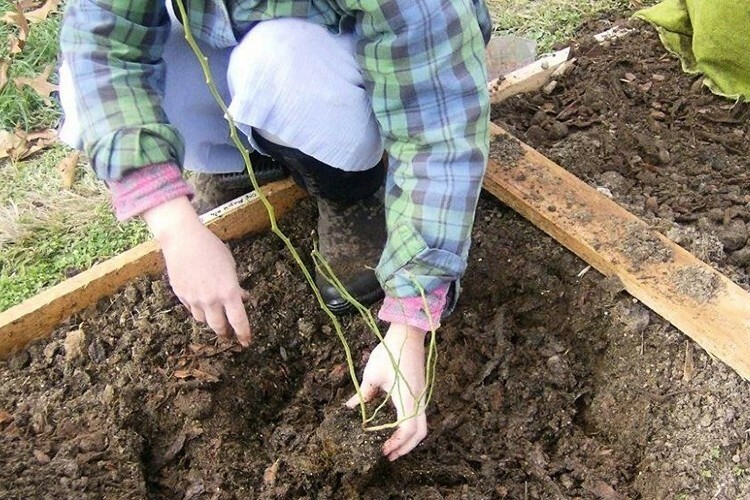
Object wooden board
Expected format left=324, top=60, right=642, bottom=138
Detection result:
left=487, top=25, right=634, bottom=104
left=485, top=123, right=750, bottom=380
left=489, top=48, right=570, bottom=104
left=0, top=179, right=305, bottom=358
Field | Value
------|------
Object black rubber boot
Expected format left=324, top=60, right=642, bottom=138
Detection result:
left=253, top=132, right=386, bottom=314
left=190, top=151, right=287, bottom=215
left=315, top=189, right=386, bottom=313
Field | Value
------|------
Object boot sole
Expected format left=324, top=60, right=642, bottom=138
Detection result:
left=325, top=288, right=386, bottom=316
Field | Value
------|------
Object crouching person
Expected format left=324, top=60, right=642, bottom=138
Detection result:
left=58, top=0, right=491, bottom=460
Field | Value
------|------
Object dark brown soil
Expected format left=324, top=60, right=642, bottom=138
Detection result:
left=2, top=21, right=750, bottom=499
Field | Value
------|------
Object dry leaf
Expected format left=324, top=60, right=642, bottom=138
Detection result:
left=192, top=368, right=220, bottom=383
left=20, top=128, right=57, bottom=159
left=0, top=59, right=9, bottom=93
left=172, top=367, right=220, bottom=383
left=25, top=0, right=59, bottom=23
left=173, top=369, right=193, bottom=380
left=263, top=459, right=280, bottom=486
left=9, top=36, right=23, bottom=54
left=0, top=128, right=57, bottom=160
left=2, top=4, right=30, bottom=53
left=186, top=342, right=240, bottom=357
left=584, top=480, right=625, bottom=500
left=0, top=129, right=26, bottom=159
left=32, top=449, right=51, bottom=464
left=14, top=64, right=58, bottom=105
left=0, top=410, right=13, bottom=427
left=56, top=150, right=79, bottom=189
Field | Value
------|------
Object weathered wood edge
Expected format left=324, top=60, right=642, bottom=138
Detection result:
left=488, top=48, right=571, bottom=104
left=0, top=179, right=306, bottom=358
left=487, top=24, right=634, bottom=104
left=485, top=123, right=750, bottom=381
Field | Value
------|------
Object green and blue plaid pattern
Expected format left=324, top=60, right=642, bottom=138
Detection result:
left=59, top=0, right=491, bottom=300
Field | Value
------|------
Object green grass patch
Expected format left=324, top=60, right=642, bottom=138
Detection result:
left=0, top=144, right=150, bottom=313
left=0, top=0, right=62, bottom=130
left=488, top=0, right=655, bottom=52
left=0, top=204, right=149, bottom=312
left=0, top=0, right=151, bottom=312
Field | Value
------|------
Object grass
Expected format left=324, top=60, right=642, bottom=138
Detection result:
left=0, top=0, right=62, bottom=129
left=0, top=0, right=656, bottom=313
left=0, top=143, right=149, bottom=312
left=0, top=204, right=149, bottom=312
left=488, top=0, right=654, bottom=52
left=0, top=0, right=149, bottom=313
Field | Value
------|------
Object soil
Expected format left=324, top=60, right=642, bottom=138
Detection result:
left=2, top=21, right=750, bottom=500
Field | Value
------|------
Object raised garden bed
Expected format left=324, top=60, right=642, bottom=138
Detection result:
left=2, top=20, right=750, bottom=499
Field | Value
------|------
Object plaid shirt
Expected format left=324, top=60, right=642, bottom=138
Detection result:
left=59, top=0, right=491, bottom=307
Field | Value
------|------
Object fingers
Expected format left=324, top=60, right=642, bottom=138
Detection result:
left=344, top=376, right=429, bottom=460
left=384, top=381, right=427, bottom=461
left=383, top=414, right=428, bottom=461
left=204, top=306, right=231, bottom=340
left=191, top=304, right=207, bottom=324
left=225, top=295, right=252, bottom=347
left=187, top=291, right=252, bottom=348
left=345, top=381, right=380, bottom=409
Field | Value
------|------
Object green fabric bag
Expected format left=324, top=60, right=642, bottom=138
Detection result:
left=634, top=0, right=750, bottom=100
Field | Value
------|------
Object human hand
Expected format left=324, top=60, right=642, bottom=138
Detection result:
left=345, top=323, right=428, bottom=461
left=142, top=197, right=251, bottom=347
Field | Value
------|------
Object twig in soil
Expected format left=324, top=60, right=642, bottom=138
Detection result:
left=640, top=328, right=644, bottom=356
left=576, top=264, right=592, bottom=278
left=102, top=290, right=125, bottom=314
left=683, top=340, right=696, bottom=382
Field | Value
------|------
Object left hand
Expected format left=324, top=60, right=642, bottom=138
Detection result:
left=345, top=323, right=429, bottom=461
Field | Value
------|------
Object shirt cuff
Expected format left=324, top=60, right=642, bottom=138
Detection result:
left=378, top=282, right=451, bottom=332
left=107, top=163, right=193, bottom=221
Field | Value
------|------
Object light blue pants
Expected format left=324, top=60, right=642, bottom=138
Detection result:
left=59, top=11, right=384, bottom=174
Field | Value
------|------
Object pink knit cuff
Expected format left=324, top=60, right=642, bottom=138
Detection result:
left=378, top=283, right=450, bottom=332
left=107, top=163, right=194, bottom=221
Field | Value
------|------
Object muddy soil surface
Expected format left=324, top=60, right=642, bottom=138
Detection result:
left=2, top=22, right=750, bottom=500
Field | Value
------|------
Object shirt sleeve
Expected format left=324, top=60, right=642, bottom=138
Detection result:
left=59, top=0, right=184, bottom=181
left=107, top=162, right=194, bottom=221
left=347, top=0, right=491, bottom=302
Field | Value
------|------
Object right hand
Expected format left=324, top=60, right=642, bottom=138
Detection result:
left=142, top=197, right=252, bottom=347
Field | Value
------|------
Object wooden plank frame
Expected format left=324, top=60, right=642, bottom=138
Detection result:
left=489, top=47, right=571, bottom=104
left=0, top=179, right=305, bottom=358
left=486, top=123, right=750, bottom=381
left=3, top=26, right=750, bottom=383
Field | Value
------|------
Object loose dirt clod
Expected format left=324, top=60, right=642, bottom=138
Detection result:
left=621, top=222, right=674, bottom=270
left=63, top=328, right=86, bottom=362
left=489, top=132, right=524, bottom=167
left=671, top=266, right=725, bottom=304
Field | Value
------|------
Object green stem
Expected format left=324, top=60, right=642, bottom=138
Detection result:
left=172, top=0, right=438, bottom=433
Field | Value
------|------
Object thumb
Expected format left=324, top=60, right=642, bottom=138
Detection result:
left=345, top=381, right=380, bottom=409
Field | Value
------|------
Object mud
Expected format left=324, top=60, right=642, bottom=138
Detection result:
left=2, top=21, right=750, bottom=500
